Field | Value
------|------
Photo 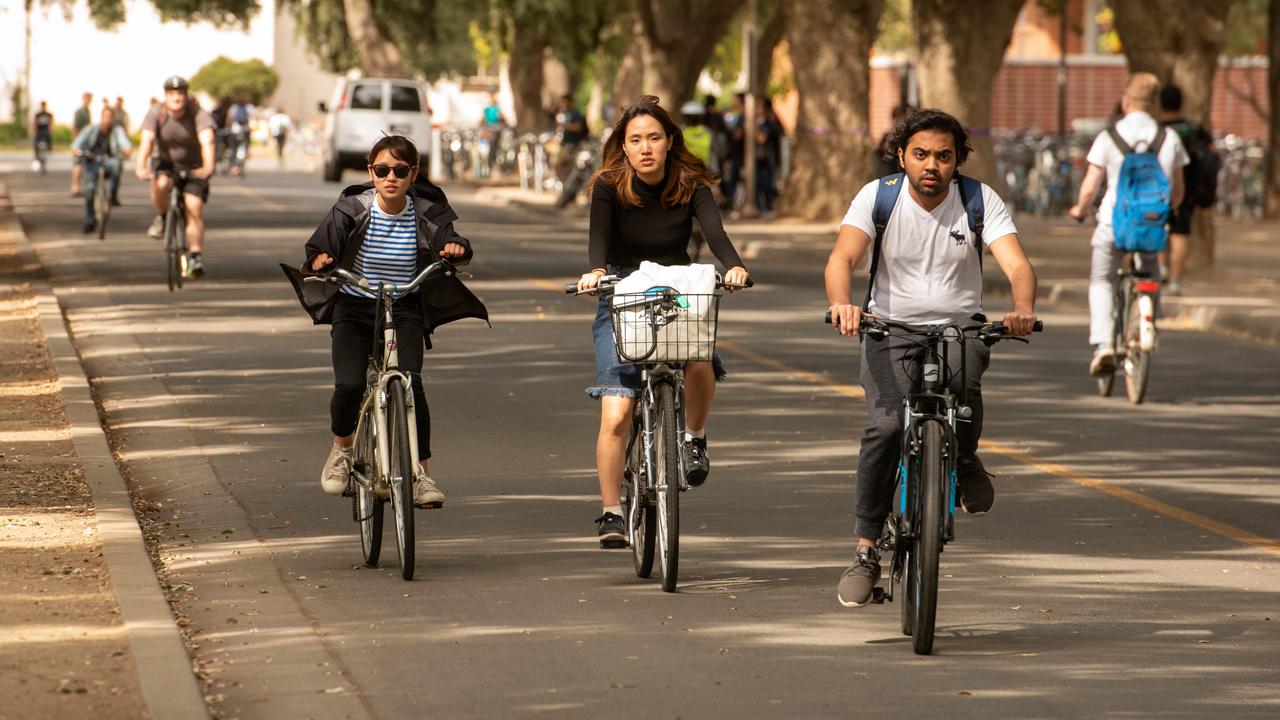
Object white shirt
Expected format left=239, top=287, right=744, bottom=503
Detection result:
left=841, top=177, right=1018, bottom=324
left=1086, top=111, right=1189, bottom=226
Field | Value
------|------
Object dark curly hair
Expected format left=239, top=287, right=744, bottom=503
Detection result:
left=886, top=108, right=972, bottom=168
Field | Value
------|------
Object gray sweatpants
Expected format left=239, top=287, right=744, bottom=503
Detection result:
left=854, top=332, right=991, bottom=541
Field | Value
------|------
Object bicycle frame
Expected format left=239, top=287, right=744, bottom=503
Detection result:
left=632, top=364, right=688, bottom=505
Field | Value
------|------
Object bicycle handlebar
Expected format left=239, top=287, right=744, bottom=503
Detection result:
left=563, top=275, right=754, bottom=295
left=303, top=258, right=462, bottom=295
left=822, top=311, right=1043, bottom=338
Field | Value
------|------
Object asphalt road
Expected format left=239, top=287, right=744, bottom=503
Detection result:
left=9, top=159, right=1280, bottom=719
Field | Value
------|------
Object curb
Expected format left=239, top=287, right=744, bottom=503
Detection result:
left=0, top=185, right=210, bottom=720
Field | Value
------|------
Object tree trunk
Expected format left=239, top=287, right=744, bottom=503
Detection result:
left=755, top=3, right=787, bottom=95
left=341, top=0, right=408, bottom=77
left=634, top=0, right=744, bottom=109
left=1266, top=0, right=1280, bottom=220
left=912, top=0, right=1024, bottom=191
left=1112, top=0, right=1232, bottom=268
left=777, top=0, right=884, bottom=221
left=509, top=23, right=549, bottom=134
left=612, top=20, right=647, bottom=110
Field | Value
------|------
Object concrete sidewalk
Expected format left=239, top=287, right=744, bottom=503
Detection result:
left=475, top=183, right=1280, bottom=345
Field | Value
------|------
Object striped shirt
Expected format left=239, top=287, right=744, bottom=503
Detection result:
left=341, top=195, right=418, bottom=300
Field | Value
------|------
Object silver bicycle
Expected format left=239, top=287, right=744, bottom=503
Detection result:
left=305, top=260, right=460, bottom=581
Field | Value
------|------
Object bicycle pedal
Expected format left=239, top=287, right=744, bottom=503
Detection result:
left=870, top=587, right=888, bottom=604
left=414, top=501, right=443, bottom=510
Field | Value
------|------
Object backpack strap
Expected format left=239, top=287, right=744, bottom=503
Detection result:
left=1106, top=125, right=1133, bottom=155
left=956, top=174, right=985, bottom=269
left=1148, top=125, right=1167, bottom=155
left=863, top=173, right=905, bottom=310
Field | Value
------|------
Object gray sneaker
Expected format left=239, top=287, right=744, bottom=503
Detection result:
left=147, top=214, right=165, bottom=240
left=413, top=474, right=445, bottom=507
left=320, top=444, right=351, bottom=496
left=836, top=544, right=882, bottom=607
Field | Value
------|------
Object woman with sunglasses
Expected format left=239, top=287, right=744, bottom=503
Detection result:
left=575, top=96, right=750, bottom=548
left=292, top=135, right=487, bottom=507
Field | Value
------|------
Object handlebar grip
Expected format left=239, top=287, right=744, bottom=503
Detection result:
left=824, top=311, right=832, bottom=324
left=563, top=282, right=579, bottom=294
left=1032, top=320, right=1044, bottom=332
left=743, top=278, right=755, bottom=288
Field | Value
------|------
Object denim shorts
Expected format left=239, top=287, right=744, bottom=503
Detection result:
left=585, top=285, right=726, bottom=399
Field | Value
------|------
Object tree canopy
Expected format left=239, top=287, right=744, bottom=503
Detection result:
left=190, top=56, right=279, bottom=103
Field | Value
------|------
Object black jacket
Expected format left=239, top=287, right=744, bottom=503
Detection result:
left=281, top=180, right=489, bottom=332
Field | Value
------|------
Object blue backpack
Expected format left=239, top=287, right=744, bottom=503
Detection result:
left=864, top=172, right=985, bottom=310
left=1107, top=126, right=1170, bottom=253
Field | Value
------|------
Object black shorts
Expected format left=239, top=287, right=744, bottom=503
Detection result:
left=1169, top=199, right=1194, bottom=235
left=151, top=158, right=211, bottom=203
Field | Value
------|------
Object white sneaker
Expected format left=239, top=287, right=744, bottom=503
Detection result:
left=1089, top=345, right=1116, bottom=377
left=413, top=474, right=445, bottom=507
left=320, top=444, right=351, bottom=495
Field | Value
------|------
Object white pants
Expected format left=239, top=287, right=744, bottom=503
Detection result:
left=1088, top=223, right=1161, bottom=346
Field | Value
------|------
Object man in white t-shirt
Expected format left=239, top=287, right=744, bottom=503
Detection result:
left=825, top=109, right=1038, bottom=608
left=1069, top=72, right=1187, bottom=376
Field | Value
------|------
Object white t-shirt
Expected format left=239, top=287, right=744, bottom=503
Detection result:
left=1086, top=111, right=1189, bottom=226
left=841, top=177, right=1018, bottom=324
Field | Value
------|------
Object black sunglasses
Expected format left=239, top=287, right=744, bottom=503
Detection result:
left=369, top=163, right=416, bottom=179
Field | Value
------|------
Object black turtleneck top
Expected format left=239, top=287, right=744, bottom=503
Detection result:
left=588, top=175, right=746, bottom=271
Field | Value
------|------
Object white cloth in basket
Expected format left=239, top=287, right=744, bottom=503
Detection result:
left=612, top=262, right=717, bottom=362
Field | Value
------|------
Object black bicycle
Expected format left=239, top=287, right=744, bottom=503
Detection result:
left=1096, top=254, right=1159, bottom=404
left=91, top=154, right=112, bottom=240
left=568, top=274, right=749, bottom=592
left=162, top=171, right=190, bottom=292
left=826, top=312, right=1041, bottom=654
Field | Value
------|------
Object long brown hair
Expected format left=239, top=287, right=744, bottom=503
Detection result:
left=590, top=95, right=718, bottom=209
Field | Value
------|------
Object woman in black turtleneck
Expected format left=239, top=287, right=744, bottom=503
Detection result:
left=575, top=96, right=750, bottom=548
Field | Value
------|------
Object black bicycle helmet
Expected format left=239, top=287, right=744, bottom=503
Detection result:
left=163, top=76, right=189, bottom=92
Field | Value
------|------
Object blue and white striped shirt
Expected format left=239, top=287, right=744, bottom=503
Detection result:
left=341, top=195, right=418, bottom=300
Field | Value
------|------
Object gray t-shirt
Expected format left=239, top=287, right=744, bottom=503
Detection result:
left=841, top=177, right=1018, bottom=324
left=141, top=102, right=215, bottom=168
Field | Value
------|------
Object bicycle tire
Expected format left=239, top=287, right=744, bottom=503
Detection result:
left=654, top=381, right=680, bottom=593
left=912, top=421, right=944, bottom=655
left=386, top=378, right=416, bottom=581
left=899, top=541, right=915, bottom=636
left=1124, top=299, right=1151, bottom=404
left=165, top=205, right=183, bottom=292
left=95, top=168, right=110, bottom=240
left=625, top=416, right=656, bottom=578
left=354, top=407, right=383, bottom=567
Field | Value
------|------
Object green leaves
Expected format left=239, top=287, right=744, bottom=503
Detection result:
left=190, top=56, right=279, bottom=104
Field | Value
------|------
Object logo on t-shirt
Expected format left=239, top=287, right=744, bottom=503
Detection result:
left=950, top=229, right=967, bottom=246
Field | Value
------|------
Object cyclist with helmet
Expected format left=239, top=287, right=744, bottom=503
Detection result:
left=135, top=76, right=217, bottom=277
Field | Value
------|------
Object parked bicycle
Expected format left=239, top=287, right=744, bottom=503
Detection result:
left=566, top=273, right=750, bottom=592
left=304, top=260, right=460, bottom=581
left=1096, top=254, right=1159, bottom=404
left=825, top=313, right=1042, bottom=654
left=162, top=170, right=191, bottom=292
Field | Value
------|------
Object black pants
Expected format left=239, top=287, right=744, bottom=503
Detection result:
left=854, top=333, right=990, bottom=541
left=330, top=293, right=431, bottom=460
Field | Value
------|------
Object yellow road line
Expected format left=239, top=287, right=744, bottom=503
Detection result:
left=533, top=277, right=1279, bottom=557
left=225, top=181, right=288, bottom=212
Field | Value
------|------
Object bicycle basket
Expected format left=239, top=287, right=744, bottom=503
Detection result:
left=610, top=291, right=720, bottom=363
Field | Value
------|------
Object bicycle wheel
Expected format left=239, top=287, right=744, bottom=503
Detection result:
left=386, top=377, right=416, bottom=581
left=1123, top=297, right=1151, bottom=404
left=353, top=405, right=383, bottom=567
left=654, top=381, right=680, bottom=593
left=911, top=421, right=944, bottom=655
left=165, top=205, right=184, bottom=292
left=624, top=415, right=656, bottom=578
left=95, top=169, right=110, bottom=240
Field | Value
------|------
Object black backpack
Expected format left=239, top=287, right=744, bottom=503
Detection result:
left=1168, top=121, right=1219, bottom=209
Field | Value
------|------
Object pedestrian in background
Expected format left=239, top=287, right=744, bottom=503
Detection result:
left=113, top=97, right=131, bottom=135
left=70, top=92, right=93, bottom=196
left=1158, top=84, right=1218, bottom=296
left=269, top=109, right=292, bottom=166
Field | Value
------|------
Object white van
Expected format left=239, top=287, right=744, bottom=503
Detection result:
left=320, top=76, right=433, bottom=182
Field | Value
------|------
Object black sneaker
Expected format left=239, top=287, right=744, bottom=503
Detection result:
left=683, top=435, right=709, bottom=487
left=595, top=512, right=626, bottom=549
left=81, top=221, right=96, bottom=234
left=957, top=454, right=995, bottom=516
left=836, top=544, right=881, bottom=607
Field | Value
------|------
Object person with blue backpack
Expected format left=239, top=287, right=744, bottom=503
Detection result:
left=1069, top=73, right=1188, bottom=378
left=825, top=108, right=1038, bottom=608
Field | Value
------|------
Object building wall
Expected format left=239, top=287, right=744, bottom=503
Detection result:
left=869, top=59, right=1271, bottom=140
